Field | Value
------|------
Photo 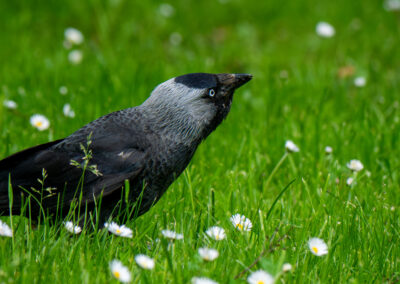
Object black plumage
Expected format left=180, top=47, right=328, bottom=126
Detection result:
left=0, top=73, right=252, bottom=224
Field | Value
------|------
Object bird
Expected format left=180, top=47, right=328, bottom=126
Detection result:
left=0, top=73, right=252, bottom=225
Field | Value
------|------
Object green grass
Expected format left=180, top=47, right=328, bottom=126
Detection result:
left=1, top=0, right=400, bottom=282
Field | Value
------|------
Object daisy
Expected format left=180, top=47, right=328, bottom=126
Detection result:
left=316, top=22, right=335, bottom=38
left=285, top=140, right=300, bottom=153
left=247, top=270, right=274, bottom=284
left=282, top=263, right=293, bottom=272
left=346, top=177, right=354, bottom=186
left=0, top=220, right=12, bottom=237
left=59, top=86, right=68, bottom=95
left=161, top=229, right=183, bottom=240
left=63, top=103, right=76, bottom=118
left=325, top=146, right=333, bottom=154
left=64, top=28, right=84, bottom=46
left=198, top=247, right=219, bottom=261
left=3, top=99, right=17, bottom=109
left=191, top=277, right=218, bottom=284
left=135, top=254, right=155, bottom=270
left=30, top=114, right=50, bottom=131
left=308, top=237, right=328, bottom=256
left=230, top=214, right=252, bottom=232
left=109, top=260, right=131, bottom=283
left=205, top=226, right=226, bottom=241
left=104, top=222, right=133, bottom=238
left=346, top=159, right=364, bottom=172
left=64, top=221, right=82, bottom=234
left=68, top=50, right=83, bottom=65
left=384, top=0, right=400, bottom=11
left=354, top=76, right=366, bottom=87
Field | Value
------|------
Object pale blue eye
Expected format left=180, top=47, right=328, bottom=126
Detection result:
left=209, top=89, right=215, bottom=97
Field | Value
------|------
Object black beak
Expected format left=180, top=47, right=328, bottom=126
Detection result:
left=216, top=73, right=253, bottom=90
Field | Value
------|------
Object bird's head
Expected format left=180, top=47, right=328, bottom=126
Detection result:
left=142, top=73, right=252, bottom=143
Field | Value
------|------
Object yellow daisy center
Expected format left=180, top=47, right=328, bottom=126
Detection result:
left=236, top=223, right=244, bottom=230
left=116, top=229, right=121, bottom=234
left=257, top=281, right=265, bottom=284
left=35, top=121, right=43, bottom=127
left=215, top=234, right=220, bottom=240
left=113, top=271, right=120, bottom=279
left=312, top=246, right=319, bottom=254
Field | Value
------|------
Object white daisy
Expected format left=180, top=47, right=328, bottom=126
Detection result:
left=230, top=213, right=252, bottom=232
left=282, top=263, right=293, bottom=272
left=325, top=146, right=333, bottom=154
left=285, top=140, right=300, bottom=153
left=205, top=226, right=226, bottom=241
left=308, top=237, right=328, bottom=256
left=109, top=260, right=131, bottom=283
left=354, top=76, right=366, bottom=87
left=316, top=22, right=335, bottom=38
left=68, top=50, right=83, bottom=65
left=63, top=103, right=76, bottom=118
left=64, top=221, right=82, bottom=234
left=0, top=220, right=13, bottom=237
left=30, top=114, right=50, bottom=131
left=3, top=100, right=17, bottom=109
left=64, top=28, right=84, bottom=46
left=346, top=177, right=354, bottom=186
left=384, top=0, right=400, bottom=11
left=346, top=159, right=364, bottom=172
left=198, top=247, right=219, bottom=261
left=104, top=222, right=133, bottom=238
left=161, top=229, right=183, bottom=240
left=247, top=270, right=274, bottom=284
left=158, top=3, right=175, bottom=17
left=59, top=86, right=68, bottom=95
left=135, top=254, right=155, bottom=270
left=191, top=277, right=218, bottom=284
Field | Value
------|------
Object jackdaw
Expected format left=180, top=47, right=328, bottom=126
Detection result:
left=0, top=73, right=252, bottom=224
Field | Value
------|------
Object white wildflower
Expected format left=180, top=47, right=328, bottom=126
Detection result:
left=3, top=100, right=17, bottom=109
left=161, top=229, right=183, bottom=240
left=0, top=220, right=13, bottom=237
left=308, top=237, right=328, bottom=256
left=205, top=226, right=226, bottom=241
left=68, top=50, right=83, bottom=65
left=230, top=213, right=252, bottom=232
left=191, top=277, right=218, bottom=284
left=346, top=177, right=354, bottom=186
left=325, top=146, right=333, bottom=154
left=285, top=140, right=300, bottom=153
left=346, top=159, right=364, bottom=172
left=59, top=86, right=68, bottom=95
left=384, top=0, right=400, bottom=11
left=64, top=221, right=82, bottom=234
left=198, top=247, right=219, bottom=261
left=316, top=22, right=335, bottom=38
left=282, top=263, right=293, bottom=272
left=104, top=222, right=133, bottom=238
left=109, top=260, right=131, bottom=283
left=135, top=254, right=155, bottom=270
left=64, top=28, right=84, bottom=46
left=63, top=103, right=76, bottom=118
left=354, top=76, right=366, bottom=87
left=30, top=114, right=50, bottom=131
left=247, top=270, right=274, bottom=284
left=159, top=3, right=175, bottom=17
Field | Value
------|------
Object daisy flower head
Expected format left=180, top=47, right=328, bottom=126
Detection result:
left=3, top=99, right=17, bottom=109
left=104, top=222, right=133, bottom=238
left=285, top=140, right=300, bottom=153
left=64, top=221, right=82, bottom=234
left=385, top=0, right=400, bottom=11
left=30, top=114, right=50, bottom=131
left=59, top=86, right=68, bottom=95
left=109, top=260, right=131, bottom=283
left=354, top=76, right=366, bottom=87
left=0, top=220, right=13, bottom=237
left=230, top=214, right=252, bottom=232
left=206, top=226, right=226, bottom=241
left=316, top=21, right=335, bottom=38
left=135, top=254, right=155, bottom=270
left=308, top=237, right=328, bottom=256
left=346, top=177, right=354, bottom=186
left=191, top=277, right=218, bottom=284
left=198, top=247, right=219, bottom=261
left=64, top=27, right=84, bottom=46
left=63, top=103, right=76, bottom=118
left=325, top=146, right=333, bottom=154
left=161, top=229, right=183, bottom=240
left=346, top=159, right=364, bottom=172
left=282, top=263, right=293, bottom=272
left=247, top=270, right=274, bottom=284
left=68, top=50, right=83, bottom=65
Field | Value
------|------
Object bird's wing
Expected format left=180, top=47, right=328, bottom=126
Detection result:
left=0, top=122, right=150, bottom=214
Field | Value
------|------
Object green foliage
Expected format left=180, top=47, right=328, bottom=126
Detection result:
left=0, top=0, right=399, bottom=282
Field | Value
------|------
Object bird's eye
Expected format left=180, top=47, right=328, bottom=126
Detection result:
left=209, top=89, right=215, bottom=97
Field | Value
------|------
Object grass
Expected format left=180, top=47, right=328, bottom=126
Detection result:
left=1, top=0, right=400, bottom=282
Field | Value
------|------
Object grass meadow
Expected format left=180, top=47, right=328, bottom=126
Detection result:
left=1, top=0, right=400, bottom=282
